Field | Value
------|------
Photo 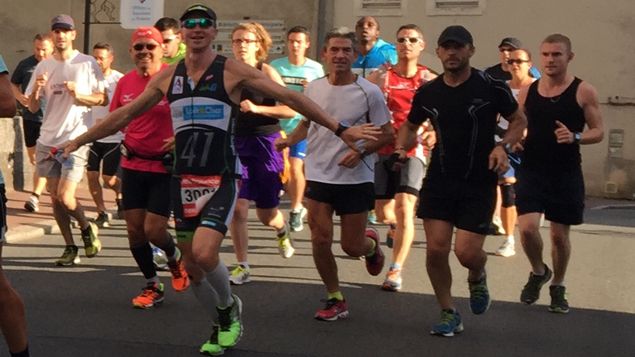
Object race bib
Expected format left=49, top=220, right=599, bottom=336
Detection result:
left=180, top=175, right=221, bottom=218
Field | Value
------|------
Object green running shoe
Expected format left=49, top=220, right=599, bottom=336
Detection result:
left=200, top=325, right=224, bottom=356
left=548, top=285, right=570, bottom=314
left=217, top=294, right=243, bottom=348
left=81, top=222, right=102, bottom=258
left=520, top=264, right=553, bottom=304
left=430, top=309, right=464, bottom=337
left=55, top=245, right=80, bottom=266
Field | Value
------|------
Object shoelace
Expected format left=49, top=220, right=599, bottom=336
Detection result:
left=440, top=310, right=456, bottom=324
left=470, top=280, right=488, bottom=299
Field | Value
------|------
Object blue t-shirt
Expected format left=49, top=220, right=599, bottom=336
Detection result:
left=352, top=38, right=398, bottom=77
left=0, top=55, right=8, bottom=185
left=269, top=57, right=324, bottom=133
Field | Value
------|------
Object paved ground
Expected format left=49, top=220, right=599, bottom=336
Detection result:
left=1, top=189, right=634, bottom=356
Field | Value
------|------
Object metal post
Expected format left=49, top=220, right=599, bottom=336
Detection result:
left=83, top=0, right=91, bottom=53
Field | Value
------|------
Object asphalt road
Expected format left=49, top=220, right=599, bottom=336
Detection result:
left=1, top=204, right=634, bottom=357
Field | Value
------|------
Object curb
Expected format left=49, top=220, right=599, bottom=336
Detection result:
left=6, top=219, right=61, bottom=243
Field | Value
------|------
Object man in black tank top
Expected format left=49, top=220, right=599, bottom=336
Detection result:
left=515, top=34, right=604, bottom=314
left=62, top=4, right=382, bottom=355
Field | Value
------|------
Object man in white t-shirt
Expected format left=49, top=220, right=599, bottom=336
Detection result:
left=88, top=42, right=124, bottom=228
left=26, top=14, right=107, bottom=266
left=277, top=27, right=393, bottom=321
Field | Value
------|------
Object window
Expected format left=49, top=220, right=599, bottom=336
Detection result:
left=426, top=0, right=485, bottom=16
left=355, top=0, right=404, bottom=16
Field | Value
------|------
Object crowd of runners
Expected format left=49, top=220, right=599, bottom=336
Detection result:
left=0, top=3, right=603, bottom=356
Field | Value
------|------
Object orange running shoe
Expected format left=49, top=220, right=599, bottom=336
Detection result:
left=132, top=282, right=164, bottom=309
left=167, top=254, right=190, bottom=292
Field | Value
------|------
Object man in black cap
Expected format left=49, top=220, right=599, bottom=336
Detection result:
left=62, top=3, right=380, bottom=355
left=25, top=14, right=106, bottom=267
left=393, top=25, right=527, bottom=336
left=485, top=37, right=541, bottom=81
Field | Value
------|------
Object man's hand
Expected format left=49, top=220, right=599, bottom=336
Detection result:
left=64, top=81, right=76, bottom=98
left=60, top=140, right=79, bottom=159
left=339, top=124, right=382, bottom=150
left=338, top=149, right=363, bottom=168
left=384, top=150, right=408, bottom=172
left=274, top=136, right=289, bottom=152
left=161, top=136, right=175, bottom=151
left=420, top=129, right=436, bottom=149
left=16, top=93, right=29, bottom=107
left=239, top=99, right=259, bottom=114
left=554, top=120, right=574, bottom=144
left=34, top=72, right=48, bottom=92
left=488, top=145, right=509, bottom=174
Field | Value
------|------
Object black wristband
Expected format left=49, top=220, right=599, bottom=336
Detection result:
left=335, top=123, right=349, bottom=137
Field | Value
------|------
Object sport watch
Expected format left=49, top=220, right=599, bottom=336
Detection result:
left=573, top=132, right=582, bottom=144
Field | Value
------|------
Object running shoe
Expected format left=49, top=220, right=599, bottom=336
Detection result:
left=93, top=211, right=110, bottom=228
left=24, top=195, right=39, bottom=212
left=364, top=228, right=385, bottom=276
left=217, top=294, right=243, bottom=348
left=81, top=222, right=102, bottom=258
left=166, top=248, right=190, bottom=292
left=116, top=198, right=124, bottom=219
left=548, top=285, right=570, bottom=314
left=200, top=325, right=224, bottom=356
left=468, top=273, right=491, bottom=314
left=229, top=265, right=251, bottom=285
left=495, top=239, right=515, bottom=257
left=489, top=216, right=505, bottom=235
left=132, top=282, right=165, bottom=309
left=381, top=268, right=402, bottom=292
left=276, top=229, right=295, bottom=259
left=520, top=264, right=553, bottom=304
left=55, top=245, right=80, bottom=266
left=430, top=309, right=464, bottom=337
left=385, top=226, right=396, bottom=248
left=289, top=206, right=307, bottom=232
left=314, top=298, right=348, bottom=321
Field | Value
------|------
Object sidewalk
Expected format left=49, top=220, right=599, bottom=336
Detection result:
left=5, top=187, right=116, bottom=243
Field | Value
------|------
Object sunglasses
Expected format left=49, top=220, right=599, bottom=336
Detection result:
left=507, top=59, right=529, bottom=65
left=133, top=43, right=158, bottom=51
left=182, top=18, right=215, bottom=29
left=397, top=37, right=420, bottom=44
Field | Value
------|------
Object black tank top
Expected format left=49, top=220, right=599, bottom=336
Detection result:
left=234, top=62, right=281, bottom=136
left=523, top=77, right=585, bottom=170
left=166, top=55, right=240, bottom=177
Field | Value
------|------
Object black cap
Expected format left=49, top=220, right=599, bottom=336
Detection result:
left=51, top=14, right=75, bottom=30
left=180, top=4, right=217, bottom=22
left=498, top=37, right=522, bottom=49
left=437, top=25, right=473, bottom=46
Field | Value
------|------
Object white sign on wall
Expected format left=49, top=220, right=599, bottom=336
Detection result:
left=120, top=0, right=165, bottom=29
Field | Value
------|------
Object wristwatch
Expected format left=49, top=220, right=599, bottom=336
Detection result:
left=573, top=132, right=582, bottom=144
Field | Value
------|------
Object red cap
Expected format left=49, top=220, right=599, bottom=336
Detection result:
left=130, top=26, right=163, bottom=46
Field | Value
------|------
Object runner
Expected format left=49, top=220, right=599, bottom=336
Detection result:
left=62, top=4, right=380, bottom=355
left=352, top=16, right=397, bottom=77
left=154, top=17, right=186, bottom=65
left=367, top=24, right=436, bottom=292
left=228, top=22, right=296, bottom=285
left=516, top=34, right=604, bottom=314
left=276, top=26, right=393, bottom=321
left=270, top=26, right=325, bottom=233
left=0, top=53, right=30, bottom=357
left=10, top=34, right=53, bottom=213
left=25, top=14, right=105, bottom=266
left=87, top=42, right=123, bottom=227
left=394, top=25, right=526, bottom=336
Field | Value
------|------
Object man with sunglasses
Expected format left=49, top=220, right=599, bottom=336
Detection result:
left=394, top=25, right=526, bottom=336
left=485, top=37, right=540, bottom=81
left=367, top=24, right=436, bottom=292
left=62, top=4, right=380, bottom=355
left=25, top=14, right=106, bottom=266
left=109, top=26, right=189, bottom=310
left=154, top=17, right=186, bottom=65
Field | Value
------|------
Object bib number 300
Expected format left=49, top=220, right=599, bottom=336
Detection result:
left=180, top=174, right=221, bottom=218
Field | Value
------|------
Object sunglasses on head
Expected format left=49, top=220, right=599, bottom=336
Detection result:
left=397, top=37, right=420, bottom=44
left=182, top=18, right=215, bottom=29
left=507, top=59, right=529, bottom=65
left=133, top=43, right=158, bottom=51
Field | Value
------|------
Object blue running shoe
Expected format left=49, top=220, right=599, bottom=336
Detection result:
left=430, top=309, right=463, bottom=337
left=469, top=273, right=491, bottom=315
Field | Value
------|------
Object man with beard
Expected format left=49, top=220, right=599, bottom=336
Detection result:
left=62, top=4, right=380, bottom=355
left=352, top=16, right=397, bottom=78
left=394, top=25, right=526, bottom=336
left=26, top=14, right=106, bottom=266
